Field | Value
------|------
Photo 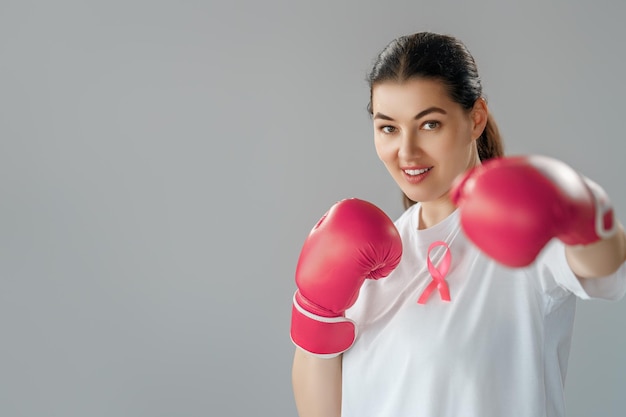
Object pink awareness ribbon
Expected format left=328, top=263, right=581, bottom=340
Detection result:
left=417, top=241, right=452, bottom=304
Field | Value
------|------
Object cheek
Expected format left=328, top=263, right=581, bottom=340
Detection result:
left=457, top=121, right=476, bottom=145
left=439, top=126, right=473, bottom=155
left=374, top=138, right=394, bottom=163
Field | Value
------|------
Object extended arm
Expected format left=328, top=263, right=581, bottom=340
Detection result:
left=566, top=223, right=626, bottom=279
left=451, top=155, right=626, bottom=280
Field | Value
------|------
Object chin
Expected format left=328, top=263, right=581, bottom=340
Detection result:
left=402, top=191, right=429, bottom=204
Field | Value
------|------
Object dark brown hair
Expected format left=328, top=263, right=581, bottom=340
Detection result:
left=366, top=32, right=504, bottom=209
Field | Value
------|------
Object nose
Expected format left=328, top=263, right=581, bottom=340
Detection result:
left=398, top=130, right=421, bottom=160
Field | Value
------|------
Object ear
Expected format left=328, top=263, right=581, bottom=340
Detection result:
left=470, top=98, right=489, bottom=141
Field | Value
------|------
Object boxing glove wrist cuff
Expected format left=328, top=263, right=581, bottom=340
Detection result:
left=290, top=293, right=357, bottom=358
left=583, top=176, right=618, bottom=241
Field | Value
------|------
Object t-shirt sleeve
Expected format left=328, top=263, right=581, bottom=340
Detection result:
left=538, top=239, right=626, bottom=301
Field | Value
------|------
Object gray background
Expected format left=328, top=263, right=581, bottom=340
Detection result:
left=1, top=0, right=625, bottom=416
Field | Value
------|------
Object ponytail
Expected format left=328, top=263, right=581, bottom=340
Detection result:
left=477, top=113, right=504, bottom=162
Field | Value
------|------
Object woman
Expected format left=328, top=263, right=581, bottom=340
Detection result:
left=290, top=32, right=626, bottom=417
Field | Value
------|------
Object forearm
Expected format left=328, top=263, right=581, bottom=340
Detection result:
left=292, top=348, right=342, bottom=417
left=566, top=222, right=626, bottom=279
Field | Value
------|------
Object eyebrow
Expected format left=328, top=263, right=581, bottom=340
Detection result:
left=373, top=106, right=447, bottom=121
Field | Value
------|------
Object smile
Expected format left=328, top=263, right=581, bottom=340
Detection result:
left=404, top=167, right=432, bottom=176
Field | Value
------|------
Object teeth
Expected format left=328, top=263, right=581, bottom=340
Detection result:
left=404, top=167, right=430, bottom=175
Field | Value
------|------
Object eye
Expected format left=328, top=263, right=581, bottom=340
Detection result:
left=380, top=125, right=396, bottom=134
left=422, top=121, right=440, bottom=130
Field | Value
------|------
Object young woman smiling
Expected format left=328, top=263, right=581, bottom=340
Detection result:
left=290, top=32, right=626, bottom=417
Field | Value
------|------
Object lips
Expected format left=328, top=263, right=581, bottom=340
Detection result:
left=401, top=166, right=433, bottom=184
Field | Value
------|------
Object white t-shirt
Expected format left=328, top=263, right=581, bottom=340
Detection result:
left=342, top=203, right=626, bottom=417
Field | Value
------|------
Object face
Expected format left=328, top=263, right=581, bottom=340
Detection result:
left=371, top=78, right=487, bottom=205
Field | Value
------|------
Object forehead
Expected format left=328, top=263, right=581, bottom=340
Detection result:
left=371, top=78, right=457, bottom=116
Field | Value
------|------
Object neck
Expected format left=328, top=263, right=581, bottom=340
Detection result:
left=418, top=195, right=457, bottom=230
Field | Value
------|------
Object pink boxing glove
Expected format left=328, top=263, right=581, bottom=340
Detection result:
left=450, top=155, right=617, bottom=267
left=290, top=198, right=402, bottom=357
